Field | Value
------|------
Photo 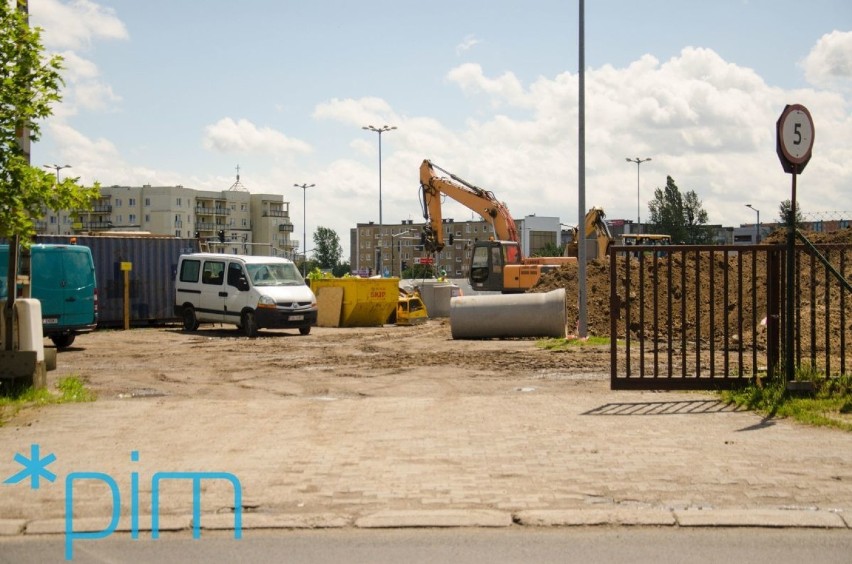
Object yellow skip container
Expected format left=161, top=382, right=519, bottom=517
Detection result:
left=310, top=278, right=398, bottom=327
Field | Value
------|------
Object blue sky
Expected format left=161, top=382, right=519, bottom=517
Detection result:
left=28, top=0, right=852, bottom=257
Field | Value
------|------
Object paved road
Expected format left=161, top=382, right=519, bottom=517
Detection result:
left=2, top=528, right=852, bottom=564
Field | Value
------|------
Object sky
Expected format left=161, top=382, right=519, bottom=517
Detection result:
left=26, top=0, right=852, bottom=259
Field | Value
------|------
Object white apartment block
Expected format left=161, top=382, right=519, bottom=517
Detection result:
left=38, top=184, right=297, bottom=257
left=350, top=216, right=560, bottom=278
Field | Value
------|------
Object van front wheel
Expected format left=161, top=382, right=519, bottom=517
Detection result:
left=241, top=310, right=258, bottom=338
left=182, top=307, right=200, bottom=331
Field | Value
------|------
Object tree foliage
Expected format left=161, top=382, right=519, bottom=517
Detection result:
left=312, top=226, right=342, bottom=269
left=532, top=241, right=563, bottom=257
left=778, top=199, right=804, bottom=227
left=0, top=2, right=98, bottom=241
left=647, top=176, right=713, bottom=244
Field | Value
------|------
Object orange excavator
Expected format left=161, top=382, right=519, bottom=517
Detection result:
left=419, top=159, right=581, bottom=293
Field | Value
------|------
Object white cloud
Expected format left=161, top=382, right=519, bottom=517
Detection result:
left=456, top=34, right=481, bottom=56
left=32, top=0, right=129, bottom=51
left=201, top=118, right=313, bottom=155
left=313, top=97, right=399, bottom=128
left=446, top=63, right=530, bottom=109
left=802, top=30, right=852, bottom=91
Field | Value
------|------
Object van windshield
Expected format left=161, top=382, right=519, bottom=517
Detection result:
left=246, top=263, right=304, bottom=287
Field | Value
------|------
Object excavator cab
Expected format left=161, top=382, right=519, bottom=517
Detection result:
left=469, top=240, right=522, bottom=292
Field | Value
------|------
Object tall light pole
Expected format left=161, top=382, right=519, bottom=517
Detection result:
left=625, top=157, right=652, bottom=229
left=44, top=164, right=71, bottom=234
left=294, top=183, right=314, bottom=276
left=44, top=163, right=71, bottom=182
left=746, top=204, right=760, bottom=243
left=362, top=124, right=396, bottom=276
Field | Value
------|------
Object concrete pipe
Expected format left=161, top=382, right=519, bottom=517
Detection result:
left=450, top=288, right=566, bottom=339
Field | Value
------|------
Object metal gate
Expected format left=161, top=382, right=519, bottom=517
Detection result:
left=609, top=240, right=850, bottom=390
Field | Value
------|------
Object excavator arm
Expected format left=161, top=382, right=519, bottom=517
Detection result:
left=563, top=207, right=614, bottom=259
left=419, top=160, right=519, bottom=253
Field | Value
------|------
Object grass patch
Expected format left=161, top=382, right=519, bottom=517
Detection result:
left=721, top=373, right=852, bottom=432
left=537, top=335, right=612, bottom=351
left=0, top=376, right=95, bottom=426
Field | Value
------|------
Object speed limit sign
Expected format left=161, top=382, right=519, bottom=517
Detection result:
left=776, top=104, right=814, bottom=173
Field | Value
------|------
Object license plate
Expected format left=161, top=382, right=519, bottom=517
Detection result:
left=42, top=318, right=58, bottom=325
left=290, top=315, right=304, bottom=321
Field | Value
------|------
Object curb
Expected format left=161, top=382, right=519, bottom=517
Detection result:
left=355, top=510, right=512, bottom=529
left=673, top=508, right=848, bottom=529
left=13, top=508, right=852, bottom=537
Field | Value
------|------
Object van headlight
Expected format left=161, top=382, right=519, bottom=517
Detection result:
left=258, top=295, right=276, bottom=309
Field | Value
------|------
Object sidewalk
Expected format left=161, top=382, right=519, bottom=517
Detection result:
left=2, top=386, right=851, bottom=535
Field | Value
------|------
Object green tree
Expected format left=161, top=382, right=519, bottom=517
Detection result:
left=532, top=241, right=563, bottom=257
left=647, top=176, right=712, bottom=244
left=778, top=199, right=804, bottom=227
left=331, top=261, right=350, bottom=277
left=312, top=226, right=342, bottom=269
left=0, top=2, right=98, bottom=241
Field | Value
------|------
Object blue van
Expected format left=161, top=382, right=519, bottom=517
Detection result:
left=0, top=244, right=98, bottom=348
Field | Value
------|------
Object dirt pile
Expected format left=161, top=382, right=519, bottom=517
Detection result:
left=531, top=229, right=852, bottom=356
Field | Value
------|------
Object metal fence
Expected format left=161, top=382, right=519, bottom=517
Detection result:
left=609, top=242, right=850, bottom=390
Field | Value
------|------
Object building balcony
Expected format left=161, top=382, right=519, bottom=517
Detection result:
left=278, top=223, right=294, bottom=232
left=263, top=209, right=288, bottom=218
left=73, top=221, right=114, bottom=231
left=195, top=206, right=231, bottom=216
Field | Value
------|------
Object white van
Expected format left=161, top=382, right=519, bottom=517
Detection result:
left=175, top=253, right=317, bottom=337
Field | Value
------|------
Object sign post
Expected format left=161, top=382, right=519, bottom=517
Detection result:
left=775, top=104, right=814, bottom=385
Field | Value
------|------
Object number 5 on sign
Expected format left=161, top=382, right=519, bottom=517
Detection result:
left=776, top=104, right=814, bottom=174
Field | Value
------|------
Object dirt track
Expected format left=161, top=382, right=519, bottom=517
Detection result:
left=51, top=320, right=611, bottom=403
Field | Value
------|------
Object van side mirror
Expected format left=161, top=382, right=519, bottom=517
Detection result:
left=237, top=276, right=250, bottom=291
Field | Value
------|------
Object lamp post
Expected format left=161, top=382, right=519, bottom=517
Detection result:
left=391, top=229, right=412, bottom=277
left=745, top=204, right=760, bottom=243
left=362, top=124, right=396, bottom=276
left=625, top=157, right=651, bottom=229
left=44, top=164, right=71, bottom=234
left=294, top=183, right=314, bottom=276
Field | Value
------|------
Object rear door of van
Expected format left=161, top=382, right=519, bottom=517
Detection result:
left=31, top=246, right=97, bottom=329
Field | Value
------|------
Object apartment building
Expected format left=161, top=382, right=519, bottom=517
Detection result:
left=38, top=184, right=296, bottom=257
left=349, top=216, right=560, bottom=278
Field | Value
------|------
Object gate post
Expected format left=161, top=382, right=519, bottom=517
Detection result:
left=766, top=249, right=781, bottom=377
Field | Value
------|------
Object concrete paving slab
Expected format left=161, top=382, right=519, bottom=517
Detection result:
left=201, top=512, right=351, bottom=530
left=674, top=508, right=848, bottom=528
left=516, top=508, right=677, bottom=527
left=0, top=519, right=25, bottom=536
left=25, top=515, right=189, bottom=535
left=356, top=509, right=512, bottom=528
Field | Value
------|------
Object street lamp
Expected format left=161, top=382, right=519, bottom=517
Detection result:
left=294, top=183, right=314, bottom=276
left=44, top=163, right=71, bottom=182
left=391, top=229, right=412, bottom=277
left=745, top=204, right=760, bottom=243
left=625, top=157, right=651, bottom=228
left=44, top=164, right=71, bottom=234
left=362, top=124, right=396, bottom=275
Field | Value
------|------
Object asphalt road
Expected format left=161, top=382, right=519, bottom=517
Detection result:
left=2, top=527, right=851, bottom=564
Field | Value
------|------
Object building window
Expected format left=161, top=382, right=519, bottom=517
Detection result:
left=176, top=197, right=182, bottom=206
left=115, top=198, right=122, bottom=207
left=129, top=214, right=136, bottom=223
left=145, top=198, right=151, bottom=206
left=175, top=230, right=181, bottom=237
left=241, top=204, right=247, bottom=211
left=128, top=198, right=136, bottom=206
left=242, top=219, right=248, bottom=227
left=145, top=214, right=150, bottom=222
